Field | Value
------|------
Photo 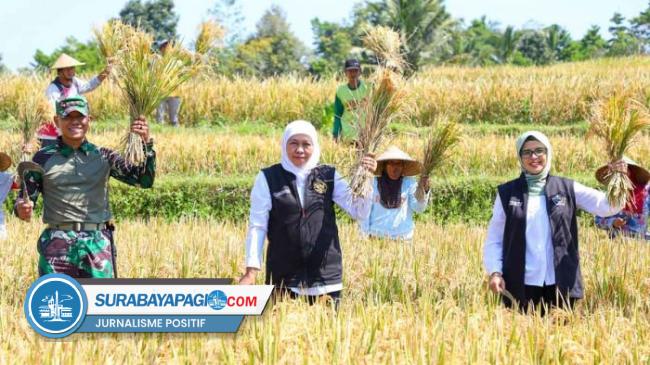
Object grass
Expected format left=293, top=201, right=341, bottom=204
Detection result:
left=1, top=218, right=649, bottom=363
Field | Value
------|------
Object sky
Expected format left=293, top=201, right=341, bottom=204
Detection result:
left=0, top=0, right=646, bottom=71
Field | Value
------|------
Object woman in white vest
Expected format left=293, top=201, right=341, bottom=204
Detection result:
left=483, top=131, right=624, bottom=314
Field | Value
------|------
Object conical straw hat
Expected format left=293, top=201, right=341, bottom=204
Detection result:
left=595, top=156, right=650, bottom=185
left=374, top=146, right=422, bottom=176
left=0, top=152, right=11, bottom=172
left=51, top=53, right=85, bottom=70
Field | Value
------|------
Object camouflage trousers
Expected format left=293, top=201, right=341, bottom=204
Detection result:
left=37, top=228, right=115, bottom=278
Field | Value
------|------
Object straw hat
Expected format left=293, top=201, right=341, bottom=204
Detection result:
left=595, top=156, right=650, bottom=185
left=374, top=146, right=422, bottom=176
left=51, top=53, right=85, bottom=70
left=0, top=152, right=12, bottom=172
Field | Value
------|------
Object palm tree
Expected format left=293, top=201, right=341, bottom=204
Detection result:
left=367, top=0, right=455, bottom=72
left=496, top=26, right=520, bottom=64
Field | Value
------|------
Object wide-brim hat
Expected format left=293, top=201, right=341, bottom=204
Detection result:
left=374, top=146, right=422, bottom=176
left=596, top=156, right=650, bottom=185
left=0, top=152, right=11, bottom=172
left=51, top=53, right=85, bottom=70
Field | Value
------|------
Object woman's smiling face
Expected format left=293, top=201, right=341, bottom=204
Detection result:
left=286, top=134, right=313, bottom=167
left=520, top=140, right=547, bottom=175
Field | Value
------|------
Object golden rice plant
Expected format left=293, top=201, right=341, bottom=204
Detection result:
left=588, top=93, right=650, bottom=208
left=194, top=20, right=224, bottom=56
left=113, top=25, right=198, bottom=165
left=13, top=75, right=51, bottom=161
left=3, top=217, right=650, bottom=363
left=2, top=56, right=650, bottom=128
left=93, top=20, right=133, bottom=60
left=415, top=118, right=462, bottom=201
left=362, top=25, right=406, bottom=72
left=349, top=26, right=413, bottom=199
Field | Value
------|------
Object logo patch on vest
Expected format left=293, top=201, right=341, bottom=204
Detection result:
left=272, top=187, right=292, bottom=198
left=508, top=197, right=522, bottom=207
left=551, top=194, right=566, bottom=207
left=312, top=179, right=328, bottom=194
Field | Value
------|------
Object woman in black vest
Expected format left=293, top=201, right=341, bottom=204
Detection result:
left=239, top=120, right=376, bottom=304
left=483, top=131, right=624, bottom=313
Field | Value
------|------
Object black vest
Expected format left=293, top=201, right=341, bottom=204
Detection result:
left=497, top=174, right=582, bottom=307
left=262, top=164, right=341, bottom=289
left=51, top=77, right=79, bottom=93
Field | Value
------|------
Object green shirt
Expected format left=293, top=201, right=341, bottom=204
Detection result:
left=18, top=138, right=156, bottom=224
left=333, top=80, right=369, bottom=141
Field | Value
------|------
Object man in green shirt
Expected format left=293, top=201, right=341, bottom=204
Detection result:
left=15, top=96, right=156, bottom=278
left=332, top=59, right=369, bottom=142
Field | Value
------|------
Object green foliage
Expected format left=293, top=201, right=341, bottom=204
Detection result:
left=231, top=5, right=306, bottom=77
left=119, top=0, right=179, bottom=41
left=32, top=37, right=104, bottom=73
left=209, top=0, right=245, bottom=46
left=1, top=174, right=599, bottom=224
left=577, top=26, right=607, bottom=60
left=630, top=1, right=650, bottom=45
left=310, top=19, right=353, bottom=77
left=0, top=54, right=6, bottom=74
left=516, top=30, right=554, bottom=65
left=352, top=0, right=454, bottom=72
left=544, top=24, right=575, bottom=61
left=607, top=13, right=642, bottom=57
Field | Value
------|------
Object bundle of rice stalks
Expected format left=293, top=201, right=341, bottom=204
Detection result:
left=362, top=25, right=406, bottom=72
left=14, top=75, right=51, bottom=161
left=93, top=20, right=133, bottom=60
left=194, top=20, right=224, bottom=56
left=348, top=26, right=413, bottom=199
left=112, top=24, right=198, bottom=165
left=588, top=94, right=650, bottom=208
left=415, top=118, right=462, bottom=201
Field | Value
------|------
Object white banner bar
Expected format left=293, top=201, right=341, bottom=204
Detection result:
left=83, top=285, right=274, bottom=315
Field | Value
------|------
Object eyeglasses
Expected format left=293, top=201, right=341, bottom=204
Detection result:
left=520, top=147, right=547, bottom=159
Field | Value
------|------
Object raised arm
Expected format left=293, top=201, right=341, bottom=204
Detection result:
left=574, top=181, right=622, bottom=217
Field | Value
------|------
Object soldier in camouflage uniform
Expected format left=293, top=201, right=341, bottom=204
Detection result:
left=15, top=95, right=156, bottom=278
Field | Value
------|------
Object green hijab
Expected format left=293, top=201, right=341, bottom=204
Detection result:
left=515, top=131, right=553, bottom=196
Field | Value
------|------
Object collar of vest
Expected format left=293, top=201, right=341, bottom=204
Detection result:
left=517, top=172, right=555, bottom=192
left=52, top=77, right=73, bottom=89
left=56, top=137, right=97, bottom=157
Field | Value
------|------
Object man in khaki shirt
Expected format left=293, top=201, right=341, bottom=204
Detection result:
left=15, top=96, right=156, bottom=278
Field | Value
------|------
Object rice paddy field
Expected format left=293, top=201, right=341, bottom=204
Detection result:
left=1, top=57, right=650, bottom=364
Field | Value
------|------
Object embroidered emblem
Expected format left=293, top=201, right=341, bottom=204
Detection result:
left=552, top=194, right=566, bottom=207
left=313, top=179, right=327, bottom=194
left=509, top=197, right=522, bottom=207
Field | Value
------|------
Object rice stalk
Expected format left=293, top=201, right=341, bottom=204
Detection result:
left=93, top=20, right=133, bottom=60
left=13, top=75, right=51, bottom=161
left=112, top=23, right=198, bottom=165
left=194, top=20, right=224, bottom=55
left=588, top=94, right=650, bottom=208
left=415, top=118, right=462, bottom=201
left=349, top=26, right=412, bottom=199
